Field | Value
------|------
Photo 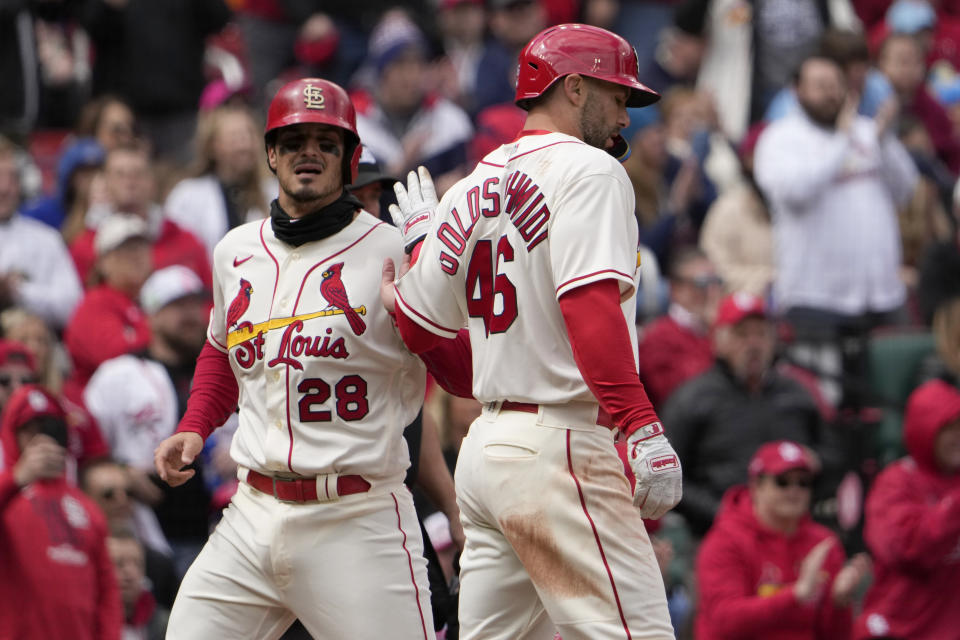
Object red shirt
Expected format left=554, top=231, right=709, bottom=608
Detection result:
left=854, top=389, right=960, bottom=640
left=69, top=218, right=212, bottom=291
left=637, top=314, right=713, bottom=410
left=696, top=486, right=851, bottom=640
left=64, top=285, right=151, bottom=394
left=0, top=397, right=121, bottom=640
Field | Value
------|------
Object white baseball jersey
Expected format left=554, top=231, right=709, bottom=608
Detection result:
left=395, top=131, right=641, bottom=405
left=208, top=213, right=426, bottom=482
left=84, top=354, right=179, bottom=470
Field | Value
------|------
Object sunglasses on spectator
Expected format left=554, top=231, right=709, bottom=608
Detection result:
left=0, top=373, right=39, bottom=388
left=678, top=275, right=723, bottom=289
left=99, top=486, right=130, bottom=501
left=773, top=475, right=813, bottom=489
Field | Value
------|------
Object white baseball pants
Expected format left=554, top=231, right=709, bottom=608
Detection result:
left=166, top=481, right=434, bottom=639
left=455, top=403, right=674, bottom=640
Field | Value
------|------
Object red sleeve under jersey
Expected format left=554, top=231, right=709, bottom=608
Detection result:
left=175, top=341, right=239, bottom=441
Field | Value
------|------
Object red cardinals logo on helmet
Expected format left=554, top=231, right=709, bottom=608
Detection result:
left=227, top=278, right=254, bottom=333
left=320, top=263, right=366, bottom=336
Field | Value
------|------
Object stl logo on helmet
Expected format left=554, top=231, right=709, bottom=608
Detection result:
left=303, top=83, right=325, bottom=110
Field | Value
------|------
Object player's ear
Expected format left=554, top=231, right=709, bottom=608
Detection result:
left=561, top=74, right=588, bottom=108
left=266, top=144, right=278, bottom=174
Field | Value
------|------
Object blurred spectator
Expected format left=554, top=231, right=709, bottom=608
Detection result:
left=854, top=380, right=960, bottom=639
left=64, top=213, right=152, bottom=399
left=0, top=339, right=37, bottom=417
left=660, top=87, right=718, bottom=227
left=76, top=0, right=231, bottom=164
left=700, top=122, right=775, bottom=297
left=917, top=181, right=960, bottom=322
left=926, top=296, right=960, bottom=384
left=0, top=384, right=121, bottom=640
left=637, top=247, right=722, bottom=409
left=696, top=440, right=870, bottom=639
left=472, top=0, right=548, bottom=115
left=662, top=293, right=829, bottom=536
left=85, top=265, right=211, bottom=575
left=0, top=136, right=82, bottom=328
left=75, top=94, right=137, bottom=153
left=21, top=137, right=105, bottom=240
left=0, top=1, right=39, bottom=138
left=164, top=105, right=273, bottom=259
left=347, top=147, right=395, bottom=219
left=353, top=12, right=473, bottom=192
left=424, top=386, right=483, bottom=473
left=697, top=0, right=858, bottom=141
left=436, top=0, right=489, bottom=112
left=766, top=29, right=895, bottom=122
left=878, top=33, right=960, bottom=173
left=640, top=2, right=707, bottom=95
left=468, top=102, right=527, bottom=165
left=69, top=144, right=212, bottom=289
left=236, top=1, right=405, bottom=109
left=81, top=460, right=178, bottom=608
left=0, top=308, right=62, bottom=391
left=754, top=54, right=918, bottom=406
left=108, top=528, right=169, bottom=640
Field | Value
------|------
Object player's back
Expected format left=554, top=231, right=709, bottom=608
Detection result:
left=397, top=131, right=640, bottom=405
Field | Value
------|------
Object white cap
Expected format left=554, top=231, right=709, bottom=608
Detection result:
left=139, top=265, right=205, bottom=314
left=94, top=213, right=150, bottom=256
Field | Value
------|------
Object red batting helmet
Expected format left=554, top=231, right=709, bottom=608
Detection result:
left=515, top=24, right=659, bottom=110
left=264, top=78, right=362, bottom=184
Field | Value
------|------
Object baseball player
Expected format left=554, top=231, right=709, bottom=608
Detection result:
left=153, top=78, right=434, bottom=639
left=381, top=24, right=682, bottom=639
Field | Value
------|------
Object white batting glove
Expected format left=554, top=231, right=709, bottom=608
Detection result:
left=627, top=422, right=682, bottom=519
left=389, top=165, right=438, bottom=254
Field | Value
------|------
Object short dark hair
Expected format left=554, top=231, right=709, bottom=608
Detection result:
left=667, top=246, right=708, bottom=281
left=792, top=54, right=843, bottom=86
left=818, top=29, right=869, bottom=67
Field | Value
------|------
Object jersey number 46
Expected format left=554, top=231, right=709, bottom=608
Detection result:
left=466, top=236, right=518, bottom=336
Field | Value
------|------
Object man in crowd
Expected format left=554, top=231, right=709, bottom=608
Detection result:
left=107, top=528, right=170, bottom=639
left=754, top=53, right=917, bottom=409
left=637, top=247, right=723, bottom=409
left=854, top=380, right=960, bottom=639
left=696, top=440, right=870, bottom=639
left=68, top=142, right=211, bottom=289
left=663, top=292, right=830, bottom=536
left=0, top=136, right=82, bottom=328
left=0, top=384, right=121, bottom=639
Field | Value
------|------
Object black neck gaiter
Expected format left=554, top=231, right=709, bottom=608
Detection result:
left=270, top=190, right=362, bottom=247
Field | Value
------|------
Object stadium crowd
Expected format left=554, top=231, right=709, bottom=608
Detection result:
left=1, top=0, right=959, bottom=638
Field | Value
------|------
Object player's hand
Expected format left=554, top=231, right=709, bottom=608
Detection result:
left=627, top=422, right=682, bottom=519
left=12, top=434, right=66, bottom=487
left=380, top=255, right=411, bottom=313
left=793, top=538, right=834, bottom=604
left=154, top=432, right=204, bottom=487
left=389, top=166, right=437, bottom=254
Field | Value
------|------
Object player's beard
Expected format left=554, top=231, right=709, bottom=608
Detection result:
left=579, top=91, right=619, bottom=150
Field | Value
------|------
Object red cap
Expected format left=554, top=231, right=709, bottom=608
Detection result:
left=714, top=292, right=768, bottom=328
left=748, top=440, right=820, bottom=478
left=0, top=339, right=36, bottom=373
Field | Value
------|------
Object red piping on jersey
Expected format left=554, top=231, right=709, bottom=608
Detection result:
left=291, top=221, right=385, bottom=313
left=394, top=287, right=459, bottom=336
left=511, top=129, right=553, bottom=141
left=392, top=492, right=430, bottom=640
left=556, top=268, right=633, bottom=294
left=282, top=220, right=384, bottom=472
left=259, top=219, right=281, bottom=307
left=209, top=332, right=228, bottom=352
left=479, top=139, right=583, bottom=168
left=566, top=430, right=633, bottom=640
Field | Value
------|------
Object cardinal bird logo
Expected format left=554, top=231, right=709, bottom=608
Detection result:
left=320, top=263, right=366, bottom=336
left=227, top=278, right=254, bottom=332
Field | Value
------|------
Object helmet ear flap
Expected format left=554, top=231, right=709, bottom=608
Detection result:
left=346, top=140, right=362, bottom=185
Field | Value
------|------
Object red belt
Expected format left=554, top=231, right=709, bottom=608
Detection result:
left=244, top=468, right=370, bottom=503
left=500, top=401, right=616, bottom=429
